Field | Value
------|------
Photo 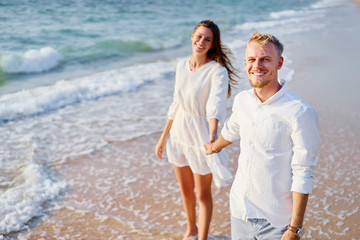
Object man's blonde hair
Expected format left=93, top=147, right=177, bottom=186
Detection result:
left=246, top=31, right=284, bottom=57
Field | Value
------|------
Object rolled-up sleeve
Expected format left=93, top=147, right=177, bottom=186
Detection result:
left=221, top=94, right=241, bottom=142
left=206, top=67, right=229, bottom=125
left=290, top=107, right=321, bottom=194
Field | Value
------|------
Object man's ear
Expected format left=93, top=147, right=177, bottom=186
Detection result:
left=277, top=57, right=284, bottom=69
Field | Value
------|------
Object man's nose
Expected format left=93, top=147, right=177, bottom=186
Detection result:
left=253, top=59, right=262, bottom=68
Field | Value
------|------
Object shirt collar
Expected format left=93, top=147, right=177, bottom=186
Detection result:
left=251, top=79, right=288, bottom=105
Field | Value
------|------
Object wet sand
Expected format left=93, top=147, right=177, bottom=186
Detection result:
left=7, top=1, right=360, bottom=239
left=285, top=1, right=360, bottom=239
left=9, top=132, right=239, bottom=239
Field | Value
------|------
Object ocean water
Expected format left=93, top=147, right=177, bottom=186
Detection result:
left=0, top=0, right=346, bottom=238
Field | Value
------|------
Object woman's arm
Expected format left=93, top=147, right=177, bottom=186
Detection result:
left=208, top=118, right=219, bottom=143
left=155, top=119, right=173, bottom=160
left=206, top=67, right=228, bottom=128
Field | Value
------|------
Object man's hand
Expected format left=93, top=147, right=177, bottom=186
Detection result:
left=281, top=230, right=300, bottom=240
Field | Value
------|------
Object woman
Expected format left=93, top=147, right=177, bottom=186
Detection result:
left=155, top=20, right=237, bottom=240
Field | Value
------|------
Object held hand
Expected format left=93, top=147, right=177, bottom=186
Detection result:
left=204, top=142, right=220, bottom=155
left=155, top=139, right=166, bottom=160
left=204, top=142, right=213, bottom=155
left=281, top=230, right=300, bottom=240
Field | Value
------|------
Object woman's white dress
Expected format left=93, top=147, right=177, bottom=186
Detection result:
left=166, top=57, right=232, bottom=187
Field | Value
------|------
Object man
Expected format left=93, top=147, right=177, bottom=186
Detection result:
left=204, top=32, right=321, bottom=240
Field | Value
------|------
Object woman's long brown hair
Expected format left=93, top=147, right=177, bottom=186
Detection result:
left=193, top=20, right=239, bottom=98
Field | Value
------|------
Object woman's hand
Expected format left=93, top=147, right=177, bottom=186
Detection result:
left=155, top=119, right=173, bottom=160
left=155, top=139, right=166, bottom=160
left=204, top=142, right=215, bottom=155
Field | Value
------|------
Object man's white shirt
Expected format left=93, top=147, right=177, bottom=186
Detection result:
left=222, top=79, right=321, bottom=227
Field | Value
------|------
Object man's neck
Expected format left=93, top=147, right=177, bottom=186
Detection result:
left=254, top=81, right=282, bottom=103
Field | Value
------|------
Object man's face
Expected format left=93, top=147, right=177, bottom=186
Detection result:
left=245, top=41, right=283, bottom=88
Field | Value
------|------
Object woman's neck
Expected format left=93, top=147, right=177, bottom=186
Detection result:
left=189, top=55, right=212, bottom=71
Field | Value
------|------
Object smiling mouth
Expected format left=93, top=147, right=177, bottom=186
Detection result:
left=195, top=43, right=204, bottom=49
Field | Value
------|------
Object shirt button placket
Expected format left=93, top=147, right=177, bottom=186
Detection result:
left=245, top=105, right=261, bottom=199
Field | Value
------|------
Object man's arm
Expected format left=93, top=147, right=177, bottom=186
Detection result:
left=283, top=107, right=320, bottom=239
left=281, top=192, right=309, bottom=239
left=290, top=192, right=309, bottom=228
left=204, top=134, right=232, bottom=155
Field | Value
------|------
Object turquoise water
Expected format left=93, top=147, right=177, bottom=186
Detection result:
left=0, top=0, right=317, bottom=93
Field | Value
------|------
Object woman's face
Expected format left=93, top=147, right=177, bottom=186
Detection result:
left=191, top=26, right=214, bottom=55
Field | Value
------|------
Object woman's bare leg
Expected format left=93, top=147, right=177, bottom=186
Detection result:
left=194, top=173, right=213, bottom=240
left=173, top=165, right=198, bottom=239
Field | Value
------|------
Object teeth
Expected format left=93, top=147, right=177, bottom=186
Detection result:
left=252, top=72, right=264, bottom=76
left=196, top=43, right=204, bottom=49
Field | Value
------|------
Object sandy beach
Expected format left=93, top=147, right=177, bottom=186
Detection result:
left=4, top=1, right=359, bottom=240
left=285, top=1, right=360, bottom=238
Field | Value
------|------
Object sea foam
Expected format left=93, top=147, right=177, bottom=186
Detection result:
left=0, top=60, right=176, bottom=122
left=0, top=137, right=65, bottom=235
left=1, top=47, right=62, bottom=73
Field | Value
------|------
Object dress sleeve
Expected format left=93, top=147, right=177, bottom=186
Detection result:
left=290, top=107, right=321, bottom=194
left=205, top=66, right=229, bottom=125
left=221, top=93, right=241, bottom=142
left=167, top=62, right=180, bottom=120
left=167, top=97, right=179, bottom=120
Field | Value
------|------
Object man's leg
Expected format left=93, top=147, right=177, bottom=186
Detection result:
left=255, top=219, right=287, bottom=240
left=231, top=216, right=288, bottom=240
left=231, top=216, right=255, bottom=240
